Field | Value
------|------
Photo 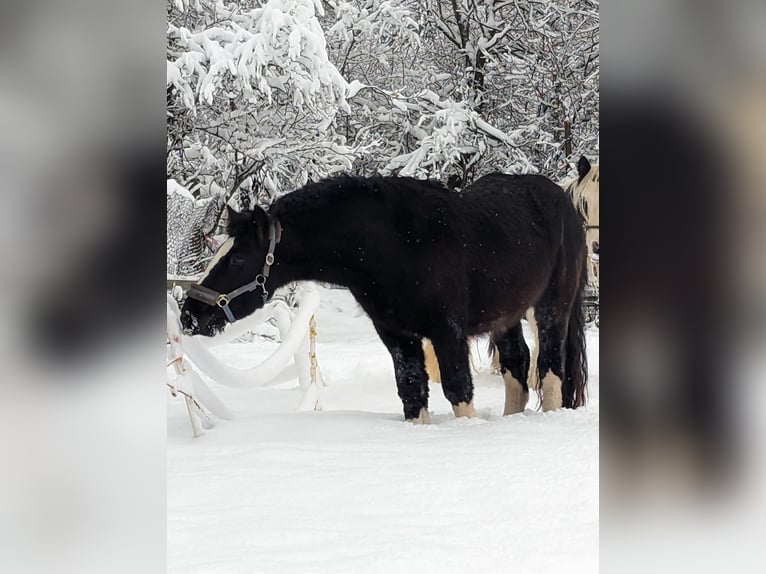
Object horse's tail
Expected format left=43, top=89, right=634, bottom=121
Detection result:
left=486, top=337, right=496, bottom=360
left=562, top=258, right=588, bottom=408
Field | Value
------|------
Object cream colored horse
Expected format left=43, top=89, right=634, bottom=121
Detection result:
left=565, top=156, right=599, bottom=291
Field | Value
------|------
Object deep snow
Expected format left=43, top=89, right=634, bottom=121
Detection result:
left=168, top=286, right=599, bottom=573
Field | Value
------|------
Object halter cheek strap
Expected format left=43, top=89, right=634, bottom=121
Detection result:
left=187, top=219, right=283, bottom=323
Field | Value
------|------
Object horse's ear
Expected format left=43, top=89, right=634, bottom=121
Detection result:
left=251, top=205, right=270, bottom=243
left=226, top=205, right=250, bottom=237
left=577, top=156, right=591, bottom=181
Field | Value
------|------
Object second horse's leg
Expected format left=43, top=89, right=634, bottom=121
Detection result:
left=422, top=339, right=442, bottom=383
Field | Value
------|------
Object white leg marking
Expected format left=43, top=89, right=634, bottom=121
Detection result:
left=197, top=237, right=234, bottom=281
left=423, top=339, right=441, bottom=383
left=525, top=308, right=540, bottom=390
left=541, top=370, right=563, bottom=412
left=409, top=408, right=431, bottom=424
left=452, top=401, right=477, bottom=418
left=503, top=372, right=529, bottom=415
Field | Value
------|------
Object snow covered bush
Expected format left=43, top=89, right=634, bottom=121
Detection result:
left=167, top=179, right=225, bottom=276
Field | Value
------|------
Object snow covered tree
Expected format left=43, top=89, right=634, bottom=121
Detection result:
left=167, top=0, right=363, bottom=209
left=168, top=0, right=597, bottom=198
left=488, top=0, right=599, bottom=175
left=167, top=0, right=598, bottom=272
left=400, top=0, right=599, bottom=180
left=319, top=0, right=598, bottom=184
left=317, top=0, right=529, bottom=185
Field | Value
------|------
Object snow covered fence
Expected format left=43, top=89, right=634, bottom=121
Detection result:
left=166, top=283, right=322, bottom=436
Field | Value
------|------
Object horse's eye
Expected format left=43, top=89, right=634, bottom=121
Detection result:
left=230, top=254, right=246, bottom=267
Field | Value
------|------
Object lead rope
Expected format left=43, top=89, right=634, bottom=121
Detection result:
left=309, top=315, right=319, bottom=409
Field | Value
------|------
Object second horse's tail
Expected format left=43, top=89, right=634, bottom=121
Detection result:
left=562, top=257, right=588, bottom=408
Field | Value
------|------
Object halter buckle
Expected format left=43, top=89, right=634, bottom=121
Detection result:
left=265, top=253, right=275, bottom=266
left=216, top=294, right=230, bottom=308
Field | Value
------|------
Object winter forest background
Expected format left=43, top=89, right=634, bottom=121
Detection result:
left=167, top=0, right=599, bottom=275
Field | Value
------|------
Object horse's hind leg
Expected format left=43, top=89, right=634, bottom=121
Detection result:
left=374, top=325, right=430, bottom=423
left=493, top=323, right=530, bottom=415
left=488, top=340, right=502, bottom=375
left=430, top=319, right=476, bottom=417
left=424, top=338, right=481, bottom=382
left=525, top=308, right=540, bottom=390
left=532, top=304, right=567, bottom=412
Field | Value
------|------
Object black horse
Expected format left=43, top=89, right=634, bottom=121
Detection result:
left=181, top=174, right=587, bottom=422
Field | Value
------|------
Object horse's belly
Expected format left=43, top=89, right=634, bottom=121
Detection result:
left=464, top=274, right=547, bottom=336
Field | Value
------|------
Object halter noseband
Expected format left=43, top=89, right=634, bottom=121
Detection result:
left=186, top=219, right=283, bottom=323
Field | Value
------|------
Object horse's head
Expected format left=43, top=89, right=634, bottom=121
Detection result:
left=180, top=205, right=278, bottom=336
left=568, top=156, right=599, bottom=225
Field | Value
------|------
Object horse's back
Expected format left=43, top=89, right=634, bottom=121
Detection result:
left=458, top=174, right=585, bottom=333
left=465, top=173, right=571, bottom=216
left=274, top=175, right=469, bottom=330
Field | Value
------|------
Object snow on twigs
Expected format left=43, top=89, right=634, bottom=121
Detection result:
left=168, top=0, right=347, bottom=111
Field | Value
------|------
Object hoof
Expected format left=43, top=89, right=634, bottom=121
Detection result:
left=407, top=408, right=431, bottom=424
left=452, top=401, right=477, bottom=418
left=503, top=372, right=529, bottom=415
left=541, top=371, right=563, bottom=412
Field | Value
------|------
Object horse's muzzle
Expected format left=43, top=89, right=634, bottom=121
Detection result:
left=180, top=307, right=200, bottom=335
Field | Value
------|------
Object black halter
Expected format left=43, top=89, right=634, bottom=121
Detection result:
left=186, top=219, right=283, bottom=322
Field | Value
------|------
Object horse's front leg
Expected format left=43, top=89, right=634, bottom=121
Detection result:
left=374, top=326, right=430, bottom=423
left=430, top=319, right=476, bottom=418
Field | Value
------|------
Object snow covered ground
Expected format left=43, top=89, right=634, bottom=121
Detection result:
left=168, top=286, right=599, bottom=573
